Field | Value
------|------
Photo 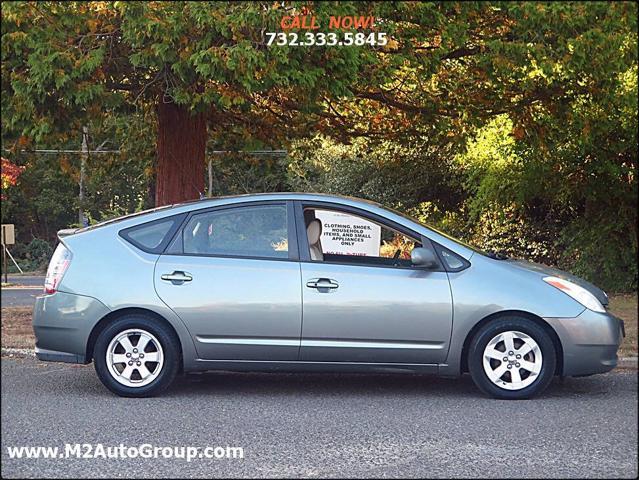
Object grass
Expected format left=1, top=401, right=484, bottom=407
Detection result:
left=1, top=294, right=637, bottom=355
left=609, top=293, right=638, bottom=356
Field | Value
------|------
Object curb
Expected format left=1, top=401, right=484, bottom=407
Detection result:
left=1, top=286, right=43, bottom=290
left=618, top=356, right=638, bottom=369
left=1, top=347, right=35, bottom=358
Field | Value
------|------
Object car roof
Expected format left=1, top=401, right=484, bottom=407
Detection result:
left=173, top=192, right=383, bottom=207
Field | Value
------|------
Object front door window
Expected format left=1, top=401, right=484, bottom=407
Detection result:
left=304, top=208, right=422, bottom=268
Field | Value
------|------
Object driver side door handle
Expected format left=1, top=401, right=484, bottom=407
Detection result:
left=306, top=278, right=339, bottom=290
left=161, top=271, right=193, bottom=284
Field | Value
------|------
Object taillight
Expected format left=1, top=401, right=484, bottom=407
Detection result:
left=44, top=243, right=72, bottom=294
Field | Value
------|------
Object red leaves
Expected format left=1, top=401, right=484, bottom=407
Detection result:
left=1, top=158, right=25, bottom=198
left=1, top=158, right=23, bottom=185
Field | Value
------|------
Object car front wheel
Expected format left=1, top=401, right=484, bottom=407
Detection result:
left=468, top=316, right=557, bottom=399
left=93, top=315, right=180, bottom=397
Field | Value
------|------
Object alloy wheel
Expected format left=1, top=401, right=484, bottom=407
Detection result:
left=106, top=329, right=164, bottom=387
left=482, top=330, right=543, bottom=391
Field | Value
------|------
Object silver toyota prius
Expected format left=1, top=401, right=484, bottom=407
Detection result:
left=32, top=193, right=624, bottom=398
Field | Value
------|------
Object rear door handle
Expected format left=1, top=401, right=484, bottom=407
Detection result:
left=161, top=271, right=193, bottom=283
left=306, top=278, right=339, bottom=289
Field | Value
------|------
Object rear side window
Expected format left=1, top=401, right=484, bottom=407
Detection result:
left=182, top=204, right=288, bottom=259
left=120, top=215, right=184, bottom=253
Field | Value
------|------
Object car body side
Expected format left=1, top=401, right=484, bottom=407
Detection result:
left=32, top=193, right=623, bottom=377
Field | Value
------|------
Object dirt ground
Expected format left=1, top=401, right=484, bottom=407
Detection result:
left=1, top=294, right=637, bottom=355
left=1, top=306, right=34, bottom=349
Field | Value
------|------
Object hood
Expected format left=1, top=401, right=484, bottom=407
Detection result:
left=503, top=259, right=609, bottom=306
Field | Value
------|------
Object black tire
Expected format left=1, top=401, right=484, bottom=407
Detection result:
left=468, top=316, right=557, bottom=400
left=94, top=315, right=180, bottom=397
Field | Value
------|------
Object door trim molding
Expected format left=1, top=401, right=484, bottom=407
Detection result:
left=195, top=337, right=300, bottom=347
left=195, top=337, right=445, bottom=350
left=301, top=339, right=445, bottom=350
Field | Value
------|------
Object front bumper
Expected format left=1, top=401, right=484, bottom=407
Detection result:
left=32, top=291, right=110, bottom=365
left=545, top=309, right=625, bottom=377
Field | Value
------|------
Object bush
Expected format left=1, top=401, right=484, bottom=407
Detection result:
left=559, top=218, right=638, bottom=293
left=288, top=135, right=463, bottom=212
left=26, top=237, right=53, bottom=264
left=470, top=204, right=561, bottom=266
left=406, top=202, right=469, bottom=241
left=9, top=238, right=55, bottom=272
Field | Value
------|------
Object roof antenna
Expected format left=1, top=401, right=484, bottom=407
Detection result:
left=189, top=179, right=206, bottom=200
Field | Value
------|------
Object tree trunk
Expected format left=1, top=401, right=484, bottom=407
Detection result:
left=155, top=102, right=207, bottom=206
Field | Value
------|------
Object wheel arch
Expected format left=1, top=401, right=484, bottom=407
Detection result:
left=86, top=307, right=184, bottom=372
left=460, top=310, right=564, bottom=376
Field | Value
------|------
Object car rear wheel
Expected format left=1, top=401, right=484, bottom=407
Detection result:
left=468, top=316, right=556, bottom=399
left=94, top=315, right=180, bottom=397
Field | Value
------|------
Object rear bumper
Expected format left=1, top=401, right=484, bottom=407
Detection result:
left=32, top=291, right=110, bottom=365
left=545, top=309, right=625, bottom=377
left=35, top=347, right=86, bottom=364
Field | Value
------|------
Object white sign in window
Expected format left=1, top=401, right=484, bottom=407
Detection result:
left=314, top=210, right=381, bottom=256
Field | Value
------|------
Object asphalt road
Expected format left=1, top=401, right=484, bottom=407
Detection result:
left=1, top=357, right=637, bottom=479
left=1, top=276, right=44, bottom=308
left=1, top=288, right=41, bottom=308
left=3, top=276, right=45, bottom=287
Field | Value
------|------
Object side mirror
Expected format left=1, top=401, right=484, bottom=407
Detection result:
left=411, top=247, right=438, bottom=269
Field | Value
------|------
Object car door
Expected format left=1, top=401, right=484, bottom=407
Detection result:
left=154, top=201, right=302, bottom=361
left=297, top=202, right=453, bottom=364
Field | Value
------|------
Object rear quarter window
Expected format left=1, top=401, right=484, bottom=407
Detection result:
left=119, top=215, right=185, bottom=253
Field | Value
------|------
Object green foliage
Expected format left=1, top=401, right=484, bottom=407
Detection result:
left=448, top=58, right=638, bottom=291
left=288, top=135, right=463, bottom=211
left=470, top=204, right=560, bottom=265
left=1, top=154, right=78, bottom=241
left=406, top=202, right=468, bottom=242
left=4, top=2, right=637, bottom=148
left=83, top=108, right=156, bottom=219
left=1, top=106, right=156, bottom=242
left=24, top=238, right=54, bottom=271
left=208, top=153, right=290, bottom=196
left=560, top=217, right=638, bottom=293
left=7, top=238, right=54, bottom=272
left=454, top=116, right=525, bottom=220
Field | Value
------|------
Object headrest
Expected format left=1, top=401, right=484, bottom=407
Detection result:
left=307, top=219, right=322, bottom=245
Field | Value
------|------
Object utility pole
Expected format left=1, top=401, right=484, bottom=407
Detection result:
left=3, top=135, right=118, bottom=228
left=2, top=244, right=6, bottom=284
left=79, top=126, right=88, bottom=227
left=207, top=159, right=213, bottom=197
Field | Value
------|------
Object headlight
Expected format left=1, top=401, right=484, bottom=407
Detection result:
left=543, top=276, right=605, bottom=313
